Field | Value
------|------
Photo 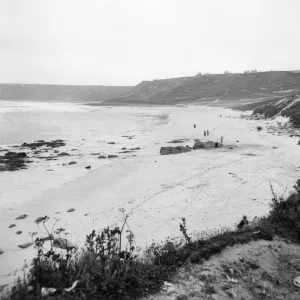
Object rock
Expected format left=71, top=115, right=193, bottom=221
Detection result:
left=272, top=146, right=278, bottom=149
left=108, top=155, right=118, bottom=158
left=18, top=242, right=33, bottom=249
left=58, top=152, right=70, bottom=157
left=98, top=155, right=106, bottom=159
left=168, top=139, right=188, bottom=143
left=160, top=146, right=191, bottom=155
left=53, top=238, right=76, bottom=250
left=68, top=161, right=77, bottom=165
left=67, top=208, right=75, bottom=212
left=46, top=169, right=54, bottom=171
left=4, top=152, right=27, bottom=158
left=90, top=152, right=100, bottom=155
left=130, top=147, right=141, bottom=150
left=121, top=147, right=126, bottom=150
left=298, top=141, right=300, bottom=145
left=108, top=142, right=116, bottom=144
left=9, top=224, right=16, bottom=228
left=16, top=230, right=22, bottom=235
left=16, top=214, right=28, bottom=220
left=193, top=140, right=204, bottom=149
left=41, top=234, right=54, bottom=242
left=85, top=166, right=91, bottom=169
left=35, top=216, right=48, bottom=224
left=54, top=150, right=59, bottom=153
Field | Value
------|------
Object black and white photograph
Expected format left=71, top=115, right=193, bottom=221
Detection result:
left=1, top=0, right=300, bottom=299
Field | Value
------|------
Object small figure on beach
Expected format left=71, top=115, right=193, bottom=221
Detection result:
left=194, top=124, right=196, bottom=129
left=221, top=136, right=223, bottom=144
left=207, top=130, right=209, bottom=136
left=237, top=215, right=249, bottom=229
left=204, top=130, right=206, bottom=137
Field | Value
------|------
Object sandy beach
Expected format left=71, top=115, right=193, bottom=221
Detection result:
left=1, top=101, right=300, bottom=286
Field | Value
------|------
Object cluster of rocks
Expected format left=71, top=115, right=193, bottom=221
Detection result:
left=0, top=140, right=68, bottom=172
left=21, top=139, right=66, bottom=149
left=0, top=151, right=32, bottom=171
left=160, top=139, right=223, bottom=155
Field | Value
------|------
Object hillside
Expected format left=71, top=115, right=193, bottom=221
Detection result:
left=0, top=84, right=132, bottom=103
left=102, top=71, right=300, bottom=106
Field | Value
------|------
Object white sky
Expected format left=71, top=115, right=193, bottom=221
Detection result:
left=0, top=0, right=300, bottom=86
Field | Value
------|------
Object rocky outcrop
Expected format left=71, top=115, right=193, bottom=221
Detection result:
left=193, top=140, right=223, bottom=149
left=108, top=155, right=118, bottom=158
left=21, top=139, right=65, bottom=149
left=193, top=140, right=204, bottom=149
left=160, top=146, right=191, bottom=155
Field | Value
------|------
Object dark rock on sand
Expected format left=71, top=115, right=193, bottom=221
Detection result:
left=0, top=151, right=31, bottom=172
left=67, top=208, right=75, bottom=212
left=68, top=161, right=77, bottom=165
left=85, top=166, right=91, bottom=169
left=41, top=234, right=54, bottom=242
left=54, top=150, right=59, bottom=153
left=167, top=139, right=188, bottom=143
left=130, top=147, right=141, bottom=150
left=35, top=216, right=48, bottom=224
left=91, top=152, right=100, bottom=155
left=0, top=249, right=3, bottom=255
left=9, top=224, right=16, bottom=228
left=160, top=146, right=191, bottom=155
left=16, top=230, right=22, bottom=235
left=98, top=155, right=107, bottom=159
left=108, top=155, right=118, bottom=158
left=53, top=238, right=76, bottom=250
left=193, top=140, right=204, bottom=149
left=16, top=214, right=28, bottom=220
left=58, top=152, right=70, bottom=157
left=108, top=142, right=116, bottom=144
left=21, top=140, right=65, bottom=149
left=121, top=147, right=126, bottom=150
left=18, top=242, right=33, bottom=249
left=193, top=140, right=223, bottom=149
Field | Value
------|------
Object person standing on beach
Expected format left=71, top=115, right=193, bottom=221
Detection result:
left=207, top=130, right=209, bottom=136
left=194, top=124, right=196, bottom=129
left=204, top=130, right=206, bottom=136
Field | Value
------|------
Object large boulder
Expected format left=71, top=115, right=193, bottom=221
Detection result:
left=193, top=140, right=204, bottom=149
left=160, top=146, right=191, bottom=155
left=203, top=141, right=217, bottom=148
left=193, top=140, right=223, bottom=149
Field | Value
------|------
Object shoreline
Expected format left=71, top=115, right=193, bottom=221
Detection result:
left=1, top=103, right=300, bottom=288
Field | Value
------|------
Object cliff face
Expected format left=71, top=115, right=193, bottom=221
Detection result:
left=103, top=71, right=300, bottom=106
left=0, top=84, right=132, bottom=103
left=250, top=93, right=300, bottom=127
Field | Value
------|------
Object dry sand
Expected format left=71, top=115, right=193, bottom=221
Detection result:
left=1, top=101, right=300, bottom=286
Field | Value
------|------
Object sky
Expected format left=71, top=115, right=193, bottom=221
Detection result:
left=0, top=0, right=300, bottom=86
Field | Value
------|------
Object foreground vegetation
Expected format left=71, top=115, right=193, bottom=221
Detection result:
left=2, top=180, right=300, bottom=300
